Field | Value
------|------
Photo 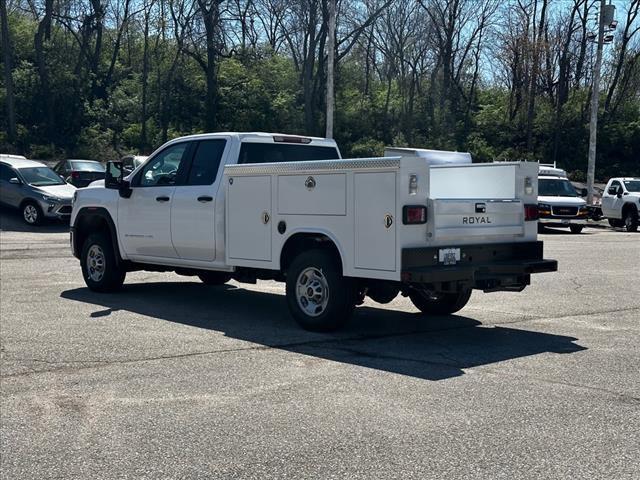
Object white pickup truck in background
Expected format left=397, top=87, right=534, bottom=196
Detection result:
left=70, top=133, right=557, bottom=331
left=601, top=177, right=640, bottom=232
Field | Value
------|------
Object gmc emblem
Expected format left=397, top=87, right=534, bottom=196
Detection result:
left=462, top=216, right=492, bottom=224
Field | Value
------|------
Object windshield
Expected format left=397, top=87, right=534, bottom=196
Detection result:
left=623, top=180, right=640, bottom=192
left=539, top=178, right=579, bottom=197
left=19, top=167, right=66, bottom=186
left=70, top=161, right=105, bottom=172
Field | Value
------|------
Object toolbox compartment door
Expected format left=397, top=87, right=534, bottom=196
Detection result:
left=355, top=171, right=397, bottom=271
left=227, top=175, right=272, bottom=262
left=277, top=173, right=346, bottom=216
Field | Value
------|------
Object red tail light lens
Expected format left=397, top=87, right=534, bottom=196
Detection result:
left=403, top=205, right=427, bottom=224
left=524, top=204, right=539, bottom=221
left=71, top=171, right=80, bottom=178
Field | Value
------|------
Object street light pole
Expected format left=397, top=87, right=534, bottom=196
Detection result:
left=586, top=0, right=606, bottom=206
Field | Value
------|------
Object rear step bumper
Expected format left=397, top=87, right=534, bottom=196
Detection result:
left=401, top=241, right=558, bottom=287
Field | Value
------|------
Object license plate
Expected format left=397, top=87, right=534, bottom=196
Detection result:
left=439, top=248, right=461, bottom=265
left=562, top=219, right=570, bottom=225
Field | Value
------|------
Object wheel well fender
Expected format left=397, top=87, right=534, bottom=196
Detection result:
left=279, top=230, right=346, bottom=273
left=622, top=202, right=639, bottom=215
left=19, top=198, right=40, bottom=209
left=73, top=208, right=121, bottom=264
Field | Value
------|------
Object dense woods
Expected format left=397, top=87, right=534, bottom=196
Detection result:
left=1, top=0, right=639, bottom=178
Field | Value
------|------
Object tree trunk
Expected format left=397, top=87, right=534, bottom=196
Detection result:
left=0, top=0, right=16, bottom=143
left=526, top=0, right=547, bottom=154
left=33, top=0, right=55, bottom=141
left=325, top=0, right=336, bottom=138
left=141, top=3, right=152, bottom=150
left=303, top=1, right=319, bottom=134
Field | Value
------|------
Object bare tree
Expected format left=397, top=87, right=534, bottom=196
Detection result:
left=0, top=0, right=16, bottom=143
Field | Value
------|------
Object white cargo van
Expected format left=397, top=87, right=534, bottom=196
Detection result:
left=537, top=164, right=589, bottom=234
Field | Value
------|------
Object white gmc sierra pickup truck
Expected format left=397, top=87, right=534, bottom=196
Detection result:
left=70, top=132, right=557, bottom=331
left=601, top=177, right=640, bottom=232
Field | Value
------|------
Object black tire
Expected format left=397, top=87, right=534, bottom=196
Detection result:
left=285, top=249, right=355, bottom=332
left=537, top=224, right=546, bottom=233
left=608, top=218, right=624, bottom=228
left=21, top=201, right=43, bottom=226
left=569, top=225, right=583, bottom=234
left=624, top=209, right=638, bottom=232
left=409, top=288, right=472, bottom=315
left=198, top=271, right=231, bottom=285
left=81, top=233, right=126, bottom=292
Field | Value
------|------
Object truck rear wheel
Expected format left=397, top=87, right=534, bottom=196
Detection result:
left=198, top=271, right=231, bottom=285
left=409, top=288, right=472, bottom=315
left=81, top=233, right=126, bottom=292
left=285, top=249, right=355, bottom=332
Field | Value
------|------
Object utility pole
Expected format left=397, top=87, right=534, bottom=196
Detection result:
left=586, top=0, right=615, bottom=205
left=325, top=0, right=336, bottom=139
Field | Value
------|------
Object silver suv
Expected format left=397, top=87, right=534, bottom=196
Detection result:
left=0, top=156, right=76, bottom=225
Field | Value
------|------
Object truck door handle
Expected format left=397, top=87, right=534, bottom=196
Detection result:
left=197, top=196, right=213, bottom=202
left=155, top=196, right=170, bottom=202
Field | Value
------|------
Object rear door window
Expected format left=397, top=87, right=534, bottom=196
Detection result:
left=238, top=143, right=339, bottom=164
left=186, top=140, right=227, bottom=185
left=0, top=164, right=14, bottom=181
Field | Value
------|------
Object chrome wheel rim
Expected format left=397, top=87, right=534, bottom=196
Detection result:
left=23, top=205, right=38, bottom=224
left=296, top=267, right=329, bottom=317
left=86, top=245, right=106, bottom=282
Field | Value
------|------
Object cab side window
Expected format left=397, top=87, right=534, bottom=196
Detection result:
left=138, top=143, right=189, bottom=187
left=186, top=140, right=226, bottom=186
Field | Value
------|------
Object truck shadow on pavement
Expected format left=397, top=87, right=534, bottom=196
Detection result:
left=0, top=207, right=69, bottom=233
left=61, top=282, right=587, bottom=381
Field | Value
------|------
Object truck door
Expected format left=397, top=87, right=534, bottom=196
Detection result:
left=117, top=142, right=190, bottom=258
left=171, top=139, right=227, bottom=261
left=602, top=180, right=622, bottom=218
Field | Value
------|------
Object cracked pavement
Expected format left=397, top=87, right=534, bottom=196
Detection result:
left=1, top=208, right=639, bottom=479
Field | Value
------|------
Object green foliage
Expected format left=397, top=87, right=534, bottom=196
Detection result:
left=0, top=6, right=638, bottom=181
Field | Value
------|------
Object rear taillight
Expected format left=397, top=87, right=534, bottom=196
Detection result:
left=403, top=205, right=427, bottom=224
left=524, top=204, right=538, bottom=221
left=71, top=171, right=80, bottom=178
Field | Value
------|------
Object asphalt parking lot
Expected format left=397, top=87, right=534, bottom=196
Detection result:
left=1, top=207, right=639, bottom=479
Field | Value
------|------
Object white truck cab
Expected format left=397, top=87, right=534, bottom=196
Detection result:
left=70, top=132, right=557, bottom=331
left=601, top=177, right=640, bottom=232
left=537, top=164, right=588, bottom=234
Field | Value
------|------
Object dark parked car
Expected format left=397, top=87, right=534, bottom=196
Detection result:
left=53, top=159, right=105, bottom=187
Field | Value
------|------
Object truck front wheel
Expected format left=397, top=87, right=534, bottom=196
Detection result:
left=409, top=288, right=472, bottom=315
left=81, top=233, right=126, bottom=292
left=285, top=249, right=355, bottom=332
left=624, top=209, right=638, bottom=232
